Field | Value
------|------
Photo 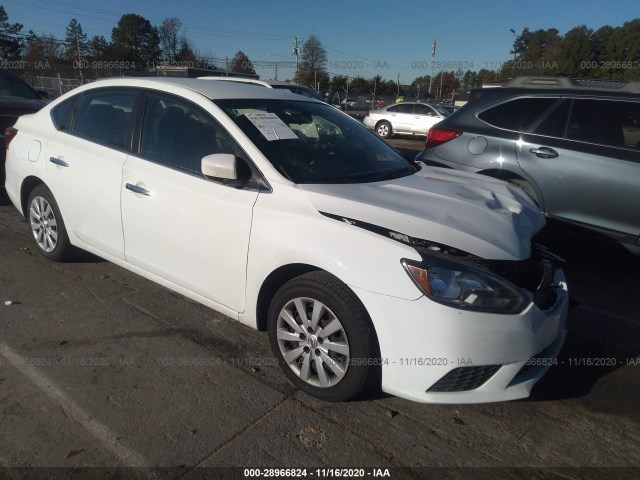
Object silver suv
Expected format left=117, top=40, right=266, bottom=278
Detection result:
left=417, top=76, right=640, bottom=254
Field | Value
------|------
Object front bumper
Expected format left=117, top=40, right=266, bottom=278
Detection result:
left=352, top=268, right=568, bottom=403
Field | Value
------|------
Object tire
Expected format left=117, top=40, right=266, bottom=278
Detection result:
left=268, top=271, right=379, bottom=402
left=375, top=121, right=392, bottom=139
left=507, top=178, right=540, bottom=206
left=27, top=185, right=72, bottom=262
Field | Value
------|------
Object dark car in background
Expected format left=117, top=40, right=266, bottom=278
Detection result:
left=417, top=76, right=640, bottom=254
left=1, top=70, right=48, bottom=187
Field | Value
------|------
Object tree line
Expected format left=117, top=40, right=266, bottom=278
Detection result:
left=1, top=4, right=638, bottom=99
left=503, top=20, right=640, bottom=79
left=0, top=6, right=257, bottom=76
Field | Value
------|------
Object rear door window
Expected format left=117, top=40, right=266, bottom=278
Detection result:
left=478, top=97, right=558, bottom=132
left=529, top=99, right=571, bottom=138
left=566, top=99, right=640, bottom=150
left=71, top=90, right=137, bottom=149
left=414, top=104, right=437, bottom=116
left=388, top=104, right=414, bottom=114
left=51, top=95, right=80, bottom=130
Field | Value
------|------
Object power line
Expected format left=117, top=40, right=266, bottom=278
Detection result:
left=20, top=0, right=293, bottom=41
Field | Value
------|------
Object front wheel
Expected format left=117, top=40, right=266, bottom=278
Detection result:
left=375, top=121, right=392, bottom=139
left=268, top=271, right=379, bottom=402
left=27, top=185, right=72, bottom=261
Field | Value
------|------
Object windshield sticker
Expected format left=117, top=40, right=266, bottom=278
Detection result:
left=244, top=112, right=299, bottom=141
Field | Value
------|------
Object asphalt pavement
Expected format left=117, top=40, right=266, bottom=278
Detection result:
left=1, top=143, right=639, bottom=479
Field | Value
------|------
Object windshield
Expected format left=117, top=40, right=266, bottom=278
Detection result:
left=216, top=99, right=416, bottom=184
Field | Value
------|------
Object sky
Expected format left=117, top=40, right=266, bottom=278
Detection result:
left=3, top=0, right=638, bottom=83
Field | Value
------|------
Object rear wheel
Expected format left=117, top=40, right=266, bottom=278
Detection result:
left=268, top=271, right=379, bottom=402
left=27, top=185, right=72, bottom=261
left=375, top=121, right=392, bottom=139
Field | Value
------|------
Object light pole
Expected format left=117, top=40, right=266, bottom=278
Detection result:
left=509, top=28, right=517, bottom=61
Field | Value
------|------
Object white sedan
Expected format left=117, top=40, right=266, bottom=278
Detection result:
left=4, top=78, right=568, bottom=403
left=363, top=102, right=450, bottom=138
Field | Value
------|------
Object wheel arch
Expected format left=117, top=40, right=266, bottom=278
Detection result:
left=255, top=263, right=320, bottom=332
left=477, top=168, right=544, bottom=209
left=20, top=175, right=46, bottom=216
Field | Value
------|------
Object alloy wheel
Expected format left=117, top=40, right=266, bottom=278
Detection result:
left=30, top=196, right=58, bottom=253
left=276, top=297, right=350, bottom=388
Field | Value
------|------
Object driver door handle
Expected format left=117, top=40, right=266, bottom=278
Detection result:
left=529, top=147, right=558, bottom=159
left=125, top=183, right=152, bottom=196
left=49, top=157, right=69, bottom=167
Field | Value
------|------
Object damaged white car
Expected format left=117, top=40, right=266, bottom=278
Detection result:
left=4, top=78, right=568, bottom=403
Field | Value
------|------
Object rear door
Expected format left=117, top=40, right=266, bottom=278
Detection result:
left=384, top=103, right=414, bottom=133
left=45, top=88, right=138, bottom=260
left=518, top=97, right=640, bottom=237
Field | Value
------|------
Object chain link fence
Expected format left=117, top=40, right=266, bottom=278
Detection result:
left=4, top=62, right=213, bottom=98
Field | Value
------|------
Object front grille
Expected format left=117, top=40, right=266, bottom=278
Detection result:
left=427, top=365, right=500, bottom=392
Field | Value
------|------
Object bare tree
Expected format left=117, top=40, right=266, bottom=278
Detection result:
left=159, top=17, right=181, bottom=62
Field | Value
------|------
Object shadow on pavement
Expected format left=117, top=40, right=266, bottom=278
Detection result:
left=0, top=188, right=11, bottom=206
left=528, top=220, right=640, bottom=419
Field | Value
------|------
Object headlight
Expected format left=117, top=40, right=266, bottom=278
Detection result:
left=402, top=257, right=529, bottom=314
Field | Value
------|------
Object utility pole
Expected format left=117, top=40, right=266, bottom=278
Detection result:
left=75, top=31, right=84, bottom=84
left=428, top=37, right=437, bottom=98
left=292, top=37, right=302, bottom=79
left=397, top=73, right=400, bottom=97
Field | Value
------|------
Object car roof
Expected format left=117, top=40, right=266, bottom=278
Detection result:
left=197, top=76, right=313, bottom=90
left=82, top=77, right=318, bottom=102
left=466, top=85, right=640, bottom=108
left=504, top=76, right=640, bottom=93
left=197, top=76, right=272, bottom=87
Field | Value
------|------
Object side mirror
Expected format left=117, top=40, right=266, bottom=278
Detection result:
left=201, top=153, right=237, bottom=180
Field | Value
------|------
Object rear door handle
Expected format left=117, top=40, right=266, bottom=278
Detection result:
left=49, top=157, right=69, bottom=167
left=529, top=147, right=558, bottom=159
left=125, top=183, right=152, bottom=196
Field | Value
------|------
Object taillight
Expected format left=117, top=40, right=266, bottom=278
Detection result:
left=364, top=110, right=369, bottom=117
left=5, top=127, right=18, bottom=150
left=425, top=127, right=462, bottom=148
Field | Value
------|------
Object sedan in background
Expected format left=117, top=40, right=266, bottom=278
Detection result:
left=1, top=69, right=48, bottom=187
left=363, top=102, right=450, bottom=138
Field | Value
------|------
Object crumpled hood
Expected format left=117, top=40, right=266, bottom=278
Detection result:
left=299, top=167, right=545, bottom=260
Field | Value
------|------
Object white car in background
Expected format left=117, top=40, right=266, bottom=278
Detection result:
left=363, top=102, right=450, bottom=138
left=5, top=77, right=568, bottom=404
